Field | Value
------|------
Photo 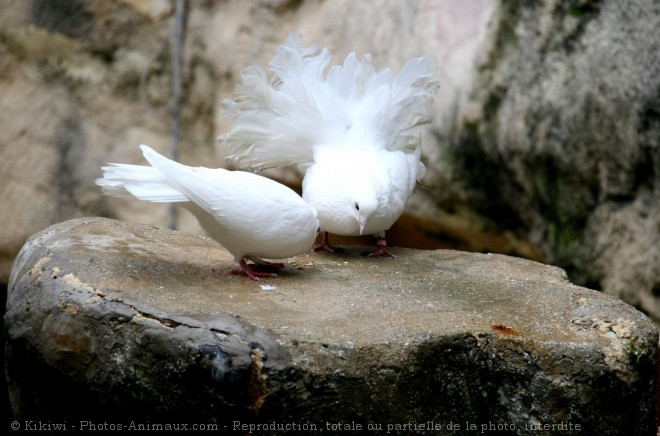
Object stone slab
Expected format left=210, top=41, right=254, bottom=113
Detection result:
left=5, top=218, right=657, bottom=434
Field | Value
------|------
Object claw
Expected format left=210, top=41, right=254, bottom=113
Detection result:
left=313, top=232, right=345, bottom=253
left=366, top=238, right=396, bottom=259
left=230, top=258, right=278, bottom=281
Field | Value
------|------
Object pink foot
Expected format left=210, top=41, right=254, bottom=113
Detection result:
left=313, top=232, right=345, bottom=253
left=366, top=238, right=396, bottom=259
left=229, top=258, right=278, bottom=281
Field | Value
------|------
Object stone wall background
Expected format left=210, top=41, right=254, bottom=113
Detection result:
left=0, top=0, right=658, bottom=320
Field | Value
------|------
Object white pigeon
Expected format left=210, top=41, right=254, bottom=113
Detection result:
left=95, top=144, right=320, bottom=280
left=221, top=34, right=437, bottom=258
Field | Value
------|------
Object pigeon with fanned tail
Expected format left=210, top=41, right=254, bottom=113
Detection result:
left=221, top=34, right=437, bottom=258
left=95, top=145, right=320, bottom=280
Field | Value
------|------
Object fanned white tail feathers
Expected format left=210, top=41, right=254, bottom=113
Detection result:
left=221, top=34, right=438, bottom=171
left=96, top=153, right=187, bottom=203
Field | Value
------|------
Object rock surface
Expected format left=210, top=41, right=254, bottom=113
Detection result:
left=440, top=0, right=660, bottom=319
left=5, top=217, right=657, bottom=434
left=1, top=0, right=658, bottom=326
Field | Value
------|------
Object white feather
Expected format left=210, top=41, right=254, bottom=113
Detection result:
left=96, top=163, right=187, bottom=202
left=221, top=34, right=437, bottom=171
left=220, top=34, right=437, bottom=255
left=96, top=145, right=320, bottom=277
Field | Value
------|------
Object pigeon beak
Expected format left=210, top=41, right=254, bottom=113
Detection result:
left=358, top=217, right=366, bottom=235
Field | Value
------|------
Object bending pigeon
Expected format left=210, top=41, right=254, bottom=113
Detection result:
left=221, top=34, right=437, bottom=257
left=96, top=144, right=320, bottom=280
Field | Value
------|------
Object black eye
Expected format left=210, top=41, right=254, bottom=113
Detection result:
left=354, top=202, right=360, bottom=211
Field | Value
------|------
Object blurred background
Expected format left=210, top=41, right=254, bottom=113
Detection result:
left=0, top=0, right=657, bottom=322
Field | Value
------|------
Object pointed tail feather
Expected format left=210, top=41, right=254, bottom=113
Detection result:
left=96, top=160, right=187, bottom=203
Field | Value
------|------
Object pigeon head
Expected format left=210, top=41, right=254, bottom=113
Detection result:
left=329, top=167, right=379, bottom=236
left=351, top=192, right=378, bottom=235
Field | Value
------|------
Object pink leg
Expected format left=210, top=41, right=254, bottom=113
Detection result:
left=229, top=258, right=278, bottom=281
left=367, top=237, right=396, bottom=259
left=313, top=232, right=345, bottom=253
